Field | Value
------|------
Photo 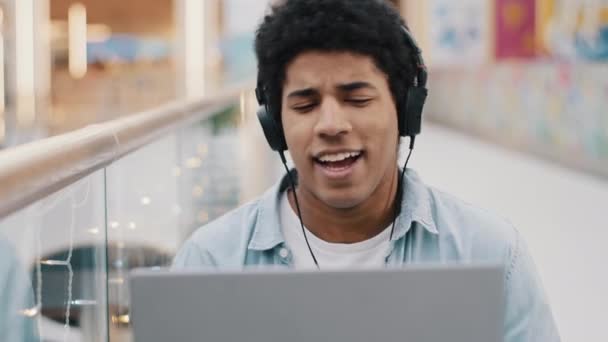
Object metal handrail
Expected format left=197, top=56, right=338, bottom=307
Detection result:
left=0, top=81, right=253, bottom=219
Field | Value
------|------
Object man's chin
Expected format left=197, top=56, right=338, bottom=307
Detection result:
left=316, top=189, right=365, bottom=210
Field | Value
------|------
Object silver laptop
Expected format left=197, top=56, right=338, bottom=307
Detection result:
left=129, top=265, right=504, bottom=342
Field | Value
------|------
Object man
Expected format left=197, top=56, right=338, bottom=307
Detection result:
left=173, top=0, right=560, bottom=340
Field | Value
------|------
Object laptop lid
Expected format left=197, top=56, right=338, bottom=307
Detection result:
left=129, top=265, right=503, bottom=342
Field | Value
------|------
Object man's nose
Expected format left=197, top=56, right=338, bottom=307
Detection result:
left=313, top=98, right=352, bottom=137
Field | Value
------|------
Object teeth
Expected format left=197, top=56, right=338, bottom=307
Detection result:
left=318, top=151, right=361, bottom=162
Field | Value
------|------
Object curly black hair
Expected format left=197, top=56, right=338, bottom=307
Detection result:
left=254, top=0, right=417, bottom=120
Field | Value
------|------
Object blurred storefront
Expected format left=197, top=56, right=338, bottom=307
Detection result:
left=0, top=0, right=256, bottom=149
left=49, top=0, right=176, bottom=135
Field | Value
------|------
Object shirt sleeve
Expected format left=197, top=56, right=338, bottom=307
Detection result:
left=503, top=229, right=561, bottom=342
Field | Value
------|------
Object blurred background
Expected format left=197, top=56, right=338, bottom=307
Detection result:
left=0, top=0, right=606, bottom=341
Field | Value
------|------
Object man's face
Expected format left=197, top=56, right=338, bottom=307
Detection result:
left=281, top=51, right=399, bottom=209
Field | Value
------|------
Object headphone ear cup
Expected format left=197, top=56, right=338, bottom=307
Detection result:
left=256, top=106, right=288, bottom=151
left=398, top=99, right=407, bottom=137
left=403, top=87, right=427, bottom=137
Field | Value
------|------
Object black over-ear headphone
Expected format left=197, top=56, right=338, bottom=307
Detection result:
left=255, top=26, right=428, bottom=152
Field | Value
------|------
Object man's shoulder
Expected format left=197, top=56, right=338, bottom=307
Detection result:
left=190, top=199, right=260, bottom=248
left=426, top=185, right=518, bottom=259
left=173, top=199, right=262, bottom=267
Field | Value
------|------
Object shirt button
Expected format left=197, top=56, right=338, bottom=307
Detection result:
left=279, top=248, right=289, bottom=259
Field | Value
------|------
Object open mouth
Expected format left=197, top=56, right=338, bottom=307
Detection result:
left=314, top=151, right=363, bottom=173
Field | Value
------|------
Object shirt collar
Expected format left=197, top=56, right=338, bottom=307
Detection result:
left=392, top=168, right=439, bottom=239
left=247, top=168, right=438, bottom=251
left=247, top=174, right=291, bottom=251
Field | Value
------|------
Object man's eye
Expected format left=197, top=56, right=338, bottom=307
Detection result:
left=347, top=98, right=371, bottom=106
left=293, top=104, right=316, bottom=112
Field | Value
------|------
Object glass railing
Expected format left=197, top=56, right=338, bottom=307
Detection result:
left=0, top=88, right=281, bottom=341
left=0, top=170, right=109, bottom=342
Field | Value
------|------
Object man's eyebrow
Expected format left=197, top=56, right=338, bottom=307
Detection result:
left=286, top=82, right=376, bottom=99
left=286, top=88, right=318, bottom=99
left=337, top=82, right=376, bottom=92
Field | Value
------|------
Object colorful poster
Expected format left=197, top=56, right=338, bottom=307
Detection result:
left=427, top=0, right=491, bottom=66
left=495, top=0, right=537, bottom=59
left=425, top=63, right=608, bottom=177
left=538, top=0, right=608, bottom=61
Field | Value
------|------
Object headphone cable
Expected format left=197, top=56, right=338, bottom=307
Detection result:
left=280, top=152, right=319, bottom=266
left=280, top=138, right=415, bottom=269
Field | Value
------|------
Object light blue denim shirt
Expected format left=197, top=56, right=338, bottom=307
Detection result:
left=173, top=169, right=560, bottom=342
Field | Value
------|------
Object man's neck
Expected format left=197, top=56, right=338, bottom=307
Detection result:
left=287, top=167, right=400, bottom=244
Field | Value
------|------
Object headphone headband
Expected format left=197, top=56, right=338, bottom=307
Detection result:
left=401, top=26, right=427, bottom=88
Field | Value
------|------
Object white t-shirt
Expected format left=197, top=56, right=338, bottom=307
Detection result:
left=279, top=191, right=392, bottom=270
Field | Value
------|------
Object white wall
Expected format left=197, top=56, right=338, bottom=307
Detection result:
left=223, top=0, right=270, bottom=37
left=411, top=123, right=608, bottom=342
